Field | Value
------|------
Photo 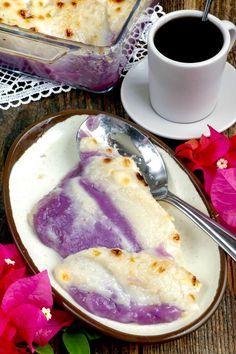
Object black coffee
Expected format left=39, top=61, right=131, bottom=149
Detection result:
left=154, top=16, right=224, bottom=63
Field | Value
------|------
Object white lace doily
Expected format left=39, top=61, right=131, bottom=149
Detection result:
left=0, top=4, right=165, bottom=110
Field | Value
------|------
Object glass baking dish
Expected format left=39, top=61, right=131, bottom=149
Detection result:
left=0, top=0, right=155, bottom=93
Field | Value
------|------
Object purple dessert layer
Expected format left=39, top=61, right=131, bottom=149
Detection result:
left=32, top=148, right=174, bottom=258
left=70, top=288, right=182, bottom=324
left=33, top=187, right=127, bottom=257
left=155, top=244, right=173, bottom=258
left=80, top=178, right=141, bottom=252
left=33, top=159, right=141, bottom=257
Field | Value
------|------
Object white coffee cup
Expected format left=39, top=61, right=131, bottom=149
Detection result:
left=148, top=10, right=236, bottom=123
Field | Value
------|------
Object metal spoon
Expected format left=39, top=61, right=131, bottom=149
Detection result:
left=202, top=0, right=213, bottom=21
left=77, top=114, right=236, bottom=261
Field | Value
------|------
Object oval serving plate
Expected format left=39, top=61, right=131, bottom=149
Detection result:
left=3, top=109, right=227, bottom=343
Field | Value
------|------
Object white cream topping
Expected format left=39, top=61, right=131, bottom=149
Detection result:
left=54, top=247, right=201, bottom=311
left=0, top=0, right=138, bottom=45
left=80, top=137, right=181, bottom=256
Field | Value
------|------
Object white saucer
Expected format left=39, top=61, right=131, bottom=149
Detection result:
left=121, top=57, right=236, bottom=140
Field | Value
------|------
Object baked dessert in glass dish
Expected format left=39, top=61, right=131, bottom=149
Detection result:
left=0, top=0, right=155, bottom=92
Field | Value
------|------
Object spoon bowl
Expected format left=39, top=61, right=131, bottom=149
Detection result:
left=77, top=114, right=236, bottom=261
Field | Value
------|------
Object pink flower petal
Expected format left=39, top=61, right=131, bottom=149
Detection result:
left=196, top=127, right=230, bottom=167
left=202, top=165, right=217, bottom=195
left=0, top=320, right=22, bottom=354
left=0, top=309, right=8, bottom=336
left=0, top=267, right=26, bottom=303
left=175, top=139, right=199, bottom=154
left=1, top=270, right=52, bottom=312
left=216, top=215, right=236, bottom=234
left=0, top=339, right=23, bottom=354
left=175, top=140, right=199, bottom=164
left=175, top=142, right=203, bottom=173
left=8, top=303, right=48, bottom=350
left=0, top=245, right=74, bottom=352
left=33, top=309, right=74, bottom=346
left=226, top=135, right=236, bottom=167
left=8, top=305, right=74, bottom=350
left=0, top=244, right=26, bottom=279
left=0, top=244, right=22, bottom=262
left=175, top=147, right=195, bottom=161
left=0, top=322, right=17, bottom=342
left=210, top=168, right=236, bottom=229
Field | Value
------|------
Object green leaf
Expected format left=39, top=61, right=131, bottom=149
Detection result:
left=35, top=344, right=54, bottom=354
left=82, top=328, right=101, bottom=340
left=63, top=332, right=90, bottom=354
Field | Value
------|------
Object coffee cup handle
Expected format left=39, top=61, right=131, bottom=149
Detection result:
left=222, top=20, right=236, bottom=52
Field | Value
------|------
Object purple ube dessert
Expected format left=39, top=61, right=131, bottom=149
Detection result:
left=54, top=247, right=201, bottom=324
left=69, top=290, right=182, bottom=324
left=31, top=135, right=181, bottom=258
left=31, top=131, right=201, bottom=324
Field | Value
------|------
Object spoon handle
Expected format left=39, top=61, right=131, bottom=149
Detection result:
left=164, top=191, right=236, bottom=261
left=202, top=0, right=213, bottom=21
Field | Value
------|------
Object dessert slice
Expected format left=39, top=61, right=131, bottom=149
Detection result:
left=54, top=247, right=201, bottom=324
left=31, top=136, right=181, bottom=258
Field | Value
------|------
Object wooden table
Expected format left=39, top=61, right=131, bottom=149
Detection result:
left=0, top=1, right=235, bottom=353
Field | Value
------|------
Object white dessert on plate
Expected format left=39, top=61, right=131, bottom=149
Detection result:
left=54, top=247, right=201, bottom=324
left=30, top=115, right=202, bottom=324
left=31, top=135, right=181, bottom=258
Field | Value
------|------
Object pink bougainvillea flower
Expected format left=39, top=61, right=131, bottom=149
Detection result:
left=211, top=168, right=236, bottom=232
left=1, top=270, right=53, bottom=311
left=8, top=303, right=73, bottom=350
left=176, top=126, right=236, bottom=232
left=0, top=335, right=26, bottom=354
left=0, top=244, right=27, bottom=302
left=0, top=270, right=74, bottom=352
left=176, top=126, right=236, bottom=194
left=33, top=308, right=76, bottom=347
left=0, top=309, right=25, bottom=354
left=0, top=244, right=26, bottom=277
